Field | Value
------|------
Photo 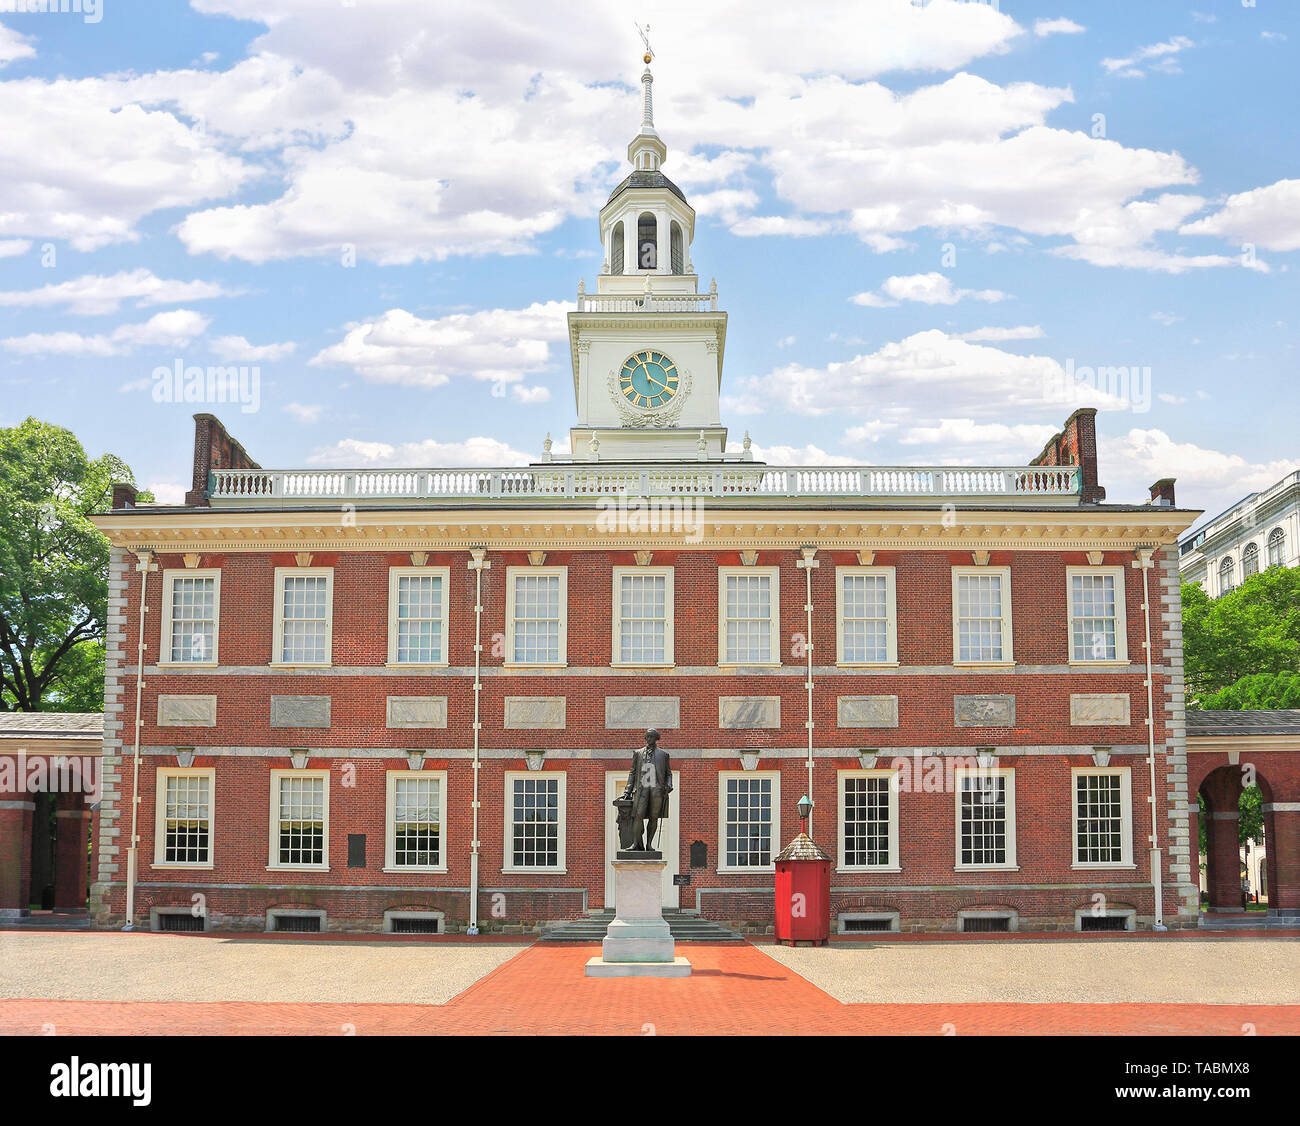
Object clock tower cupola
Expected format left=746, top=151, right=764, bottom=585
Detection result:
left=566, top=30, right=735, bottom=463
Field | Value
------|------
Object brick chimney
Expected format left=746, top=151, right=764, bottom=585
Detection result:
left=184, top=413, right=262, bottom=507
left=1030, top=408, right=1106, bottom=504
left=1148, top=478, right=1176, bottom=506
left=110, top=482, right=138, bottom=510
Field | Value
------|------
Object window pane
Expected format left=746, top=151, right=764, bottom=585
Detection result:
left=395, top=574, right=443, bottom=663
left=393, top=776, right=441, bottom=866
left=843, top=776, right=890, bottom=866
left=957, top=574, right=1003, bottom=662
left=164, top=774, right=210, bottom=863
left=280, top=575, right=328, bottom=663
left=1071, top=574, right=1117, bottom=661
left=512, top=574, right=561, bottom=664
left=511, top=777, right=560, bottom=867
left=169, top=576, right=215, bottom=662
left=725, top=575, right=772, bottom=663
left=277, top=776, right=325, bottom=865
left=959, top=774, right=1006, bottom=866
left=1076, top=774, right=1124, bottom=864
left=842, top=574, right=888, bottom=662
left=618, top=574, right=667, bottom=663
left=725, top=777, right=773, bottom=867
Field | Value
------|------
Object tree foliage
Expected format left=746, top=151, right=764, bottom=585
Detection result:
left=0, top=417, right=147, bottom=712
left=1204, top=670, right=1300, bottom=710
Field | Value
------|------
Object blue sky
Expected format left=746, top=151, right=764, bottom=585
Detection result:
left=0, top=0, right=1296, bottom=524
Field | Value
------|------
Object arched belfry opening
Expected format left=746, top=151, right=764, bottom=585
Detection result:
left=611, top=221, right=624, bottom=275
left=670, top=221, right=684, bottom=274
left=637, top=212, right=657, bottom=270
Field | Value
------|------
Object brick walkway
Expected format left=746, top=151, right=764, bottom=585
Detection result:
left=2, top=942, right=1297, bottom=1035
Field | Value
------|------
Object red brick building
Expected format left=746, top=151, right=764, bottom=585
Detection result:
left=79, top=63, right=1243, bottom=937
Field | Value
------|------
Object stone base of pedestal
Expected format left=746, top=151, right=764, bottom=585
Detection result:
left=584, top=857, right=691, bottom=978
left=585, top=956, right=692, bottom=978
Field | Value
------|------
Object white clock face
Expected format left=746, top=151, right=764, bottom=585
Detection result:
left=617, top=350, right=679, bottom=410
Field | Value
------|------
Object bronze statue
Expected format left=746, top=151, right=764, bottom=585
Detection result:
left=614, top=729, right=672, bottom=854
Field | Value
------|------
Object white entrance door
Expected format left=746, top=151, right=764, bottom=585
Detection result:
left=604, top=770, right=679, bottom=909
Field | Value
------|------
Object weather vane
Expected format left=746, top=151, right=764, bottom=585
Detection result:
left=635, top=21, right=654, bottom=65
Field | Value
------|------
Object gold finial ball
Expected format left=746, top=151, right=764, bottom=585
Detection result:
left=644, top=52, right=652, bottom=64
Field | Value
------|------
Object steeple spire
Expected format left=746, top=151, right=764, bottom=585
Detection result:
left=629, top=23, right=666, bottom=172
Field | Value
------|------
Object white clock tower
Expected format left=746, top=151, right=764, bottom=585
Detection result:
left=566, top=42, right=737, bottom=463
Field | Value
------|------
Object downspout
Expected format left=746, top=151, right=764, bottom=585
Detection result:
left=123, top=549, right=156, bottom=931
left=466, top=548, right=489, bottom=935
left=797, top=547, right=819, bottom=836
left=1134, top=546, right=1165, bottom=930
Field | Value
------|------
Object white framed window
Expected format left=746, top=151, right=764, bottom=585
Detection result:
left=1267, top=528, right=1286, bottom=569
left=387, top=567, right=450, bottom=666
left=718, top=566, right=780, bottom=666
left=1066, top=566, right=1129, bottom=664
left=268, top=769, right=329, bottom=870
left=384, top=770, right=448, bottom=872
left=161, top=570, right=220, bottom=665
left=954, top=766, right=1017, bottom=870
left=1072, top=767, right=1134, bottom=868
left=505, top=567, right=567, bottom=666
left=504, top=771, right=566, bottom=872
left=718, top=771, right=780, bottom=871
left=612, top=566, right=674, bottom=666
left=836, top=566, right=897, bottom=665
left=1241, top=543, right=1259, bottom=579
left=272, top=568, right=333, bottom=666
left=838, top=769, right=900, bottom=871
left=1218, top=556, right=1235, bottom=595
left=153, top=767, right=214, bottom=867
left=952, top=566, right=1013, bottom=665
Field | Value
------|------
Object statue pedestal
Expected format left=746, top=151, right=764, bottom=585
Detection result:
left=584, top=858, right=691, bottom=978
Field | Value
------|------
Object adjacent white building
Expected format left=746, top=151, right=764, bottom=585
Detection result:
left=1179, top=470, right=1300, bottom=596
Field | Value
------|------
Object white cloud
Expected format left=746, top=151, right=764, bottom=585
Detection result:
left=307, top=435, right=533, bottom=468
left=0, top=22, right=34, bottom=68
left=310, top=301, right=568, bottom=388
left=284, top=402, right=323, bottom=423
left=1034, top=19, right=1085, bottom=38
left=0, top=239, right=31, bottom=258
left=0, top=309, right=210, bottom=357
left=1101, top=36, right=1194, bottom=78
left=745, top=442, right=857, bottom=466
left=852, top=272, right=1007, bottom=307
left=0, top=269, right=242, bottom=315
left=511, top=384, right=551, bottom=405
left=960, top=325, right=1044, bottom=342
left=210, top=335, right=297, bottom=362
left=1261, top=32, right=1288, bottom=42
left=1150, top=311, right=1182, bottom=326
left=897, top=418, right=1058, bottom=450
left=144, top=481, right=188, bottom=505
left=1179, top=179, right=1300, bottom=252
left=1157, top=393, right=1187, bottom=404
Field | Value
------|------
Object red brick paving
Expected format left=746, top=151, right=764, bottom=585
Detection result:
left=3, top=942, right=1298, bottom=1035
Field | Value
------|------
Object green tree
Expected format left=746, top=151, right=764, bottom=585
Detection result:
left=1204, top=670, right=1300, bottom=710
left=1182, top=568, right=1300, bottom=706
left=0, top=417, right=147, bottom=712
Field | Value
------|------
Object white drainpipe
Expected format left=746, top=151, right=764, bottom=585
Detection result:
left=797, top=547, right=819, bottom=836
left=123, top=549, right=155, bottom=931
left=1134, top=546, right=1165, bottom=930
left=466, top=548, right=489, bottom=935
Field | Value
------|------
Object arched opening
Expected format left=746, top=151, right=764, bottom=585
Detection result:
left=610, top=221, right=624, bottom=275
left=1268, top=527, right=1286, bottom=568
left=1242, top=542, right=1259, bottom=579
left=637, top=212, right=657, bottom=270
left=1218, top=555, right=1235, bottom=595
left=670, top=221, right=684, bottom=274
left=1196, top=765, right=1272, bottom=916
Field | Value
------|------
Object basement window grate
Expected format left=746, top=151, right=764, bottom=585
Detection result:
left=390, top=916, right=442, bottom=934
left=271, top=914, right=321, bottom=933
left=157, top=913, right=205, bottom=932
left=961, top=915, right=1011, bottom=933
left=1080, top=914, right=1129, bottom=932
left=842, top=917, right=893, bottom=932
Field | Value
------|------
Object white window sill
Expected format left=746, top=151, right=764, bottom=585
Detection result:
left=837, top=865, right=901, bottom=874
left=835, top=661, right=899, bottom=669
left=382, top=866, right=448, bottom=875
left=152, top=862, right=214, bottom=870
left=952, top=661, right=1016, bottom=669
left=610, top=662, right=676, bottom=671
left=156, top=661, right=218, bottom=670
left=501, top=663, right=567, bottom=671
left=266, top=864, right=330, bottom=872
left=501, top=867, right=567, bottom=875
left=716, top=662, right=782, bottom=671
left=1071, top=862, right=1137, bottom=871
left=268, top=662, right=333, bottom=670
left=954, top=864, right=1020, bottom=872
left=385, top=661, right=449, bottom=670
left=717, top=866, right=775, bottom=875
left=1067, top=659, right=1130, bottom=668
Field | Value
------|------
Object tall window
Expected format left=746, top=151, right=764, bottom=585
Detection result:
left=613, top=568, right=673, bottom=665
left=386, top=772, right=445, bottom=870
left=1241, top=542, right=1260, bottom=578
left=956, top=768, right=1016, bottom=868
left=506, top=568, right=566, bottom=665
left=163, top=571, right=219, bottom=664
left=952, top=568, right=1013, bottom=663
left=1073, top=769, right=1132, bottom=867
left=840, top=772, right=898, bottom=869
left=1067, top=568, right=1127, bottom=663
left=637, top=211, right=657, bottom=269
left=719, top=567, right=779, bottom=665
left=271, top=772, right=328, bottom=868
left=719, top=773, right=779, bottom=870
left=670, top=221, right=684, bottom=274
left=506, top=774, right=564, bottom=870
left=610, top=220, right=624, bottom=275
left=154, top=769, right=213, bottom=866
left=1268, top=528, right=1286, bottom=568
left=388, top=568, right=448, bottom=665
left=274, top=569, right=332, bottom=665
left=1219, top=556, right=1235, bottom=595
left=837, top=567, right=896, bottom=664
